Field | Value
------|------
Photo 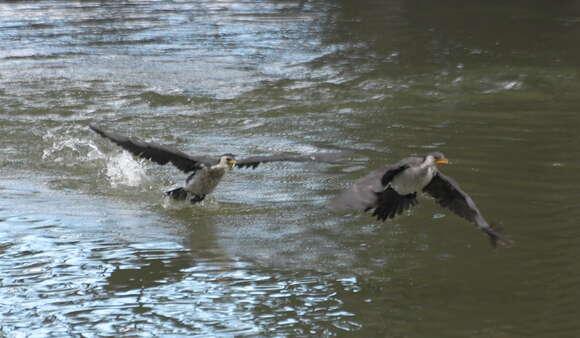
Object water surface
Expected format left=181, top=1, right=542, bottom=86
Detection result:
left=2, top=0, right=580, bottom=336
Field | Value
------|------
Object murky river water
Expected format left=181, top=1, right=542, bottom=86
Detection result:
left=2, top=0, right=580, bottom=336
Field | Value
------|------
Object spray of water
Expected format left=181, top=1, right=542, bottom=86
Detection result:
left=105, top=151, right=149, bottom=188
left=42, top=130, right=101, bottom=163
left=43, top=128, right=152, bottom=190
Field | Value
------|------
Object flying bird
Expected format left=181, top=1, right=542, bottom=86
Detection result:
left=90, top=125, right=343, bottom=204
left=329, top=152, right=511, bottom=247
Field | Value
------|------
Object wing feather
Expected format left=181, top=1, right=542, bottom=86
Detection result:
left=423, top=173, right=484, bottom=223
left=235, top=152, right=347, bottom=169
left=372, top=188, right=418, bottom=221
left=423, top=172, right=511, bottom=246
left=329, top=164, right=408, bottom=212
left=90, top=125, right=213, bottom=173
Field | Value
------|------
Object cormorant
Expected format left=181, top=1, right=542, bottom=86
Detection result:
left=90, top=125, right=343, bottom=204
left=329, top=152, right=511, bottom=247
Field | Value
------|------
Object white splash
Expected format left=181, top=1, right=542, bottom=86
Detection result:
left=42, top=131, right=100, bottom=163
left=105, top=151, right=149, bottom=188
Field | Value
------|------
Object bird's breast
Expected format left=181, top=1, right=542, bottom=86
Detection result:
left=185, top=167, right=226, bottom=195
left=390, top=166, right=435, bottom=195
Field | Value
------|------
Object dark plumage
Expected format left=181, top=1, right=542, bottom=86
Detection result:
left=90, top=125, right=216, bottom=173
left=330, top=152, right=511, bottom=247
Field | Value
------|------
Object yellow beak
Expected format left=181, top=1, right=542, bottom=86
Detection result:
left=435, top=158, right=449, bottom=165
left=227, top=160, right=237, bottom=169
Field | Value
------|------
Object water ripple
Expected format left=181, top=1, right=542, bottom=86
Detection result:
left=3, top=0, right=580, bottom=336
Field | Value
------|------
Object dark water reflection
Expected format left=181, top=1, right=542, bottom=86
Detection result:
left=2, top=0, right=580, bottom=336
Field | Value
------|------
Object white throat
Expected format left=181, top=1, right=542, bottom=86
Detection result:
left=211, top=162, right=229, bottom=170
left=212, top=157, right=231, bottom=170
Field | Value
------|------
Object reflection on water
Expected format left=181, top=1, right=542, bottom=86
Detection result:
left=2, top=0, right=580, bottom=336
left=0, top=178, right=362, bottom=336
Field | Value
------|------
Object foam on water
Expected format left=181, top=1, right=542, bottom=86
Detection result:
left=104, top=151, right=149, bottom=188
left=42, top=128, right=101, bottom=164
left=42, top=128, right=150, bottom=189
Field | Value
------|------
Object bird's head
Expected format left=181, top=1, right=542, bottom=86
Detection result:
left=425, top=151, right=449, bottom=166
left=219, top=153, right=237, bottom=169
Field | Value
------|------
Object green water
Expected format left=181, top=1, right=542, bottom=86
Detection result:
left=2, top=1, right=580, bottom=336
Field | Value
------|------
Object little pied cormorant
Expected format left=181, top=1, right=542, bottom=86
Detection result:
left=90, top=125, right=343, bottom=204
left=329, top=152, right=511, bottom=247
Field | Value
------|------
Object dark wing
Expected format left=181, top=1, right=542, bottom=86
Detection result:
left=328, top=163, right=409, bottom=212
left=235, top=152, right=347, bottom=169
left=371, top=187, right=418, bottom=221
left=423, top=172, right=511, bottom=247
left=90, top=125, right=215, bottom=173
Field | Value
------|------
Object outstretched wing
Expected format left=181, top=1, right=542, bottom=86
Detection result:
left=90, top=125, right=214, bottom=173
left=235, top=152, right=347, bottom=169
left=328, top=164, right=409, bottom=212
left=423, top=172, right=511, bottom=247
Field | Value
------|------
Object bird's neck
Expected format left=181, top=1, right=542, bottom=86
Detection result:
left=210, top=163, right=229, bottom=170
left=419, top=158, right=435, bottom=169
left=420, top=163, right=437, bottom=179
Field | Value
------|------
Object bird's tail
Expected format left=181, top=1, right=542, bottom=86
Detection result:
left=482, top=225, right=513, bottom=248
left=165, top=188, right=206, bottom=204
left=165, top=187, right=188, bottom=201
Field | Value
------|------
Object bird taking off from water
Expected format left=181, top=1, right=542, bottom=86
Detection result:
left=90, top=125, right=344, bottom=204
left=329, top=152, right=511, bottom=247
